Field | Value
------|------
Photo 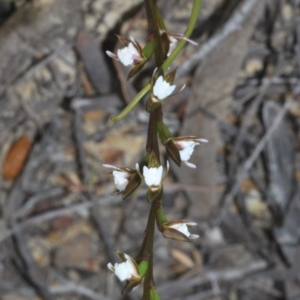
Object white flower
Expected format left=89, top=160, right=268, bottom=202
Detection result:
left=168, top=221, right=199, bottom=239
left=177, top=140, right=197, bottom=168
left=117, top=42, right=140, bottom=66
left=112, top=170, right=128, bottom=191
left=106, top=37, right=143, bottom=67
left=174, top=138, right=208, bottom=168
left=143, top=165, right=163, bottom=189
left=153, top=76, right=176, bottom=100
left=103, top=164, right=134, bottom=192
left=107, top=253, right=141, bottom=282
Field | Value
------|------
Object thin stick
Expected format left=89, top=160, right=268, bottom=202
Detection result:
left=214, top=98, right=294, bottom=226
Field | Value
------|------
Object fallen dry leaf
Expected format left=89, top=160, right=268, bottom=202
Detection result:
left=83, top=109, right=105, bottom=122
left=240, top=178, right=257, bottom=191
left=2, top=135, right=32, bottom=180
left=170, top=248, right=195, bottom=269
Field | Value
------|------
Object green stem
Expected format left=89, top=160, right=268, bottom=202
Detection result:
left=111, top=0, right=202, bottom=122
left=139, top=200, right=156, bottom=299
left=111, top=83, right=150, bottom=122
left=140, top=1, right=164, bottom=298
left=162, top=0, right=202, bottom=73
left=144, top=0, right=165, bottom=67
left=146, top=106, right=162, bottom=156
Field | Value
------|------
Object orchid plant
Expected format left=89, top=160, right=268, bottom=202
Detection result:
left=104, top=0, right=205, bottom=299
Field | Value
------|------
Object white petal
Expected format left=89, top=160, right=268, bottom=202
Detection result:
left=106, top=51, right=118, bottom=60
left=103, top=164, right=118, bottom=170
left=143, top=166, right=163, bottom=186
left=179, top=147, right=194, bottom=162
left=117, top=43, right=139, bottom=66
left=153, top=76, right=176, bottom=100
left=117, top=48, right=133, bottom=66
left=124, top=255, right=140, bottom=278
left=171, top=34, right=198, bottom=46
left=177, top=140, right=197, bottom=149
left=189, top=234, right=200, bottom=239
left=111, top=254, right=140, bottom=281
left=177, top=141, right=197, bottom=162
left=114, top=261, right=133, bottom=281
left=166, top=160, right=170, bottom=174
left=185, top=221, right=197, bottom=226
left=107, top=262, right=115, bottom=272
left=169, top=223, right=199, bottom=239
left=198, top=138, right=208, bottom=143
left=112, top=170, right=129, bottom=191
left=182, top=161, right=196, bottom=168
left=170, top=224, right=190, bottom=237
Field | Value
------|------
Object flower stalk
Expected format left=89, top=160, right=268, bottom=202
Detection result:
left=105, top=0, right=203, bottom=298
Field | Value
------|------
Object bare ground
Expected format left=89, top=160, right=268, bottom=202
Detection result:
left=0, top=0, right=300, bottom=300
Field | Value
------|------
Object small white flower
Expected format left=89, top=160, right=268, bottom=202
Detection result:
left=143, top=166, right=163, bottom=188
left=168, top=221, right=199, bottom=239
left=174, top=138, right=208, bottom=168
left=107, top=253, right=141, bottom=282
left=112, top=170, right=128, bottom=191
left=106, top=39, right=143, bottom=67
left=117, top=42, right=140, bottom=66
left=103, top=164, right=134, bottom=192
left=177, top=140, right=197, bottom=168
left=153, top=76, right=176, bottom=100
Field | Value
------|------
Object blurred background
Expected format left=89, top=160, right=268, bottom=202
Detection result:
left=0, top=0, right=299, bottom=299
